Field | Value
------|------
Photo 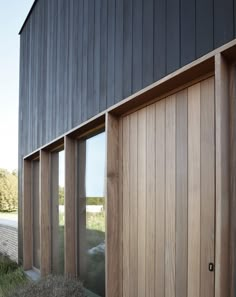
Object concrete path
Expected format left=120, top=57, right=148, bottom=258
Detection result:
left=0, top=218, right=18, bottom=229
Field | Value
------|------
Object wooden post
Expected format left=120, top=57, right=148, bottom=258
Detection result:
left=215, top=53, right=230, bottom=297
left=229, top=62, right=236, bottom=297
left=64, top=136, right=76, bottom=276
left=23, top=159, right=32, bottom=270
left=106, top=113, right=121, bottom=297
left=40, top=150, right=51, bottom=276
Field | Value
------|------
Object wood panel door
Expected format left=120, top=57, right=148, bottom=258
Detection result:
left=121, top=77, right=215, bottom=297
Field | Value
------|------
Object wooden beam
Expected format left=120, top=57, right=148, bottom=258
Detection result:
left=40, top=150, right=51, bottom=276
left=215, top=53, right=230, bottom=297
left=64, top=136, right=76, bottom=276
left=23, top=159, right=32, bottom=270
left=229, top=62, right=236, bottom=297
left=106, top=113, right=121, bottom=297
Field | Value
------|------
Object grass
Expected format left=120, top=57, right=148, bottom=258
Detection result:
left=0, top=254, right=27, bottom=297
left=9, top=275, right=86, bottom=297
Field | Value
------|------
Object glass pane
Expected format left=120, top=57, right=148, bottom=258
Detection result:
left=78, top=132, right=106, bottom=297
left=51, top=150, right=65, bottom=274
left=32, top=160, right=40, bottom=270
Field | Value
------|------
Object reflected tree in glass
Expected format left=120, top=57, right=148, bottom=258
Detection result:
left=78, top=132, right=106, bottom=297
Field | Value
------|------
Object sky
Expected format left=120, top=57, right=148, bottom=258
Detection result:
left=0, top=0, right=35, bottom=172
left=58, top=133, right=106, bottom=197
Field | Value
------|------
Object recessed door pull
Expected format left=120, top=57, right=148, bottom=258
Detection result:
left=208, top=262, right=214, bottom=272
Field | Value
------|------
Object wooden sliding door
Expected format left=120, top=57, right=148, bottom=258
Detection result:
left=121, top=77, right=215, bottom=297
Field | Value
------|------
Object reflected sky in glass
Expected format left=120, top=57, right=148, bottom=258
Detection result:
left=59, top=132, right=105, bottom=198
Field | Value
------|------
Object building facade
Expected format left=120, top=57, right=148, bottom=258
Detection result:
left=19, top=0, right=236, bottom=296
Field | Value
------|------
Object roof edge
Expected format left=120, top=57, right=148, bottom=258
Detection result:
left=19, top=0, right=39, bottom=35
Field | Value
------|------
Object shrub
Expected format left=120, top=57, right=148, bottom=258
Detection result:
left=0, top=169, right=18, bottom=212
left=9, top=275, right=86, bottom=297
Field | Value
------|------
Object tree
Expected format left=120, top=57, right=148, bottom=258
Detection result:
left=0, top=169, right=18, bottom=212
left=59, top=186, right=64, bottom=205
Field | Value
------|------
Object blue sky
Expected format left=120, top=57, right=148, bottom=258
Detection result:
left=0, top=0, right=34, bottom=171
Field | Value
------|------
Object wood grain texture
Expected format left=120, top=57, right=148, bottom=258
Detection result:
left=40, top=150, right=51, bottom=276
left=229, top=63, right=236, bottom=297
left=165, top=95, right=176, bottom=297
left=200, top=77, right=215, bottom=297
left=129, top=112, right=138, bottom=297
left=215, top=53, right=230, bottom=297
left=176, top=90, right=188, bottom=297
left=23, top=160, right=32, bottom=270
left=122, top=116, right=130, bottom=297
left=106, top=113, right=120, bottom=297
left=155, top=100, right=165, bottom=297
left=118, top=118, right=123, bottom=297
left=145, top=105, right=156, bottom=297
left=188, top=83, right=201, bottom=297
left=64, top=136, right=76, bottom=276
left=137, top=108, right=147, bottom=297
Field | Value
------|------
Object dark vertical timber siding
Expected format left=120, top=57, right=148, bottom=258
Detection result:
left=214, top=0, right=234, bottom=47
left=142, top=0, right=154, bottom=88
left=132, top=0, right=142, bottom=93
left=196, top=0, right=213, bottom=58
left=100, top=0, right=108, bottom=111
left=114, top=0, right=123, bottom=103
left=180, top=0, right=196, bottom=65
left=166, top=0, right=180, bottom=73
left=107, top=0, right=115, bottom=106
left=154, top=0, right=166, bottom=81
left=123, top=0, right=133, bottom=98
left=18, top=0, right=236, bottom=261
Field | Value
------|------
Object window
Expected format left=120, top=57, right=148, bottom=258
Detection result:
left=51, top=150, right=65, bottom=274
left=77, top=132, right=106, bottom=297
left=32, top=160, right=40, bottom=270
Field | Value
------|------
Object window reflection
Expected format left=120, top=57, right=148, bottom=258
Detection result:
left=32, top=160, right=40, bottom=270
left=78, top=132, right=105, bottom=297
left=51, top=150, right=65, bottom=274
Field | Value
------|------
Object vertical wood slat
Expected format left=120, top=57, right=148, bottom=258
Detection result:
left=215, top=53, right=230, bottom=297
left=40, top=150, right=51, bottom=276
left=119, top=118, right=123, bottom=297
left=129, top=113, right=138, bottom=297
left=122, top=116, right=130, bottom=297
left=188, top=83, right=201, bottom=297
left=200, top=78, right=215, bottom=297
left=229, top=63, right=236, bottom=297
left=106, top=113, right=120, bottom=297
left=51, top=153, right=59, bottom=273
left=23, top=160, right=32, bottom=270
left=145, top=105, right=156, bottom=297
left=137, top=108, right=147, bottom=297
left=65, top=136, right=76, bottom=276
left=165, top=95, right=176, bottom=297
left=155, top=100, right=165, bottom=297
left=176, top=90, right=188, bottom=297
